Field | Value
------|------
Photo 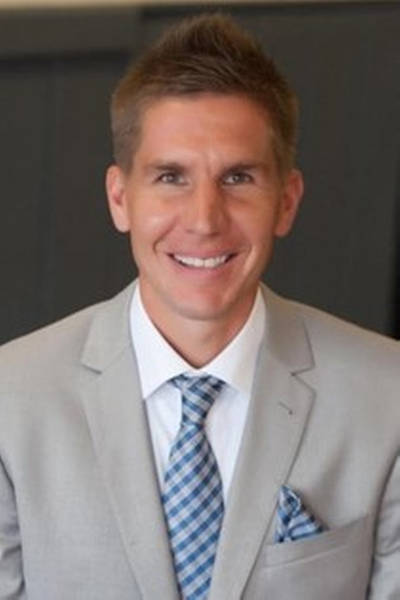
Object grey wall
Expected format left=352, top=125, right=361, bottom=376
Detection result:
left=0, top=2, right=399, bottom=344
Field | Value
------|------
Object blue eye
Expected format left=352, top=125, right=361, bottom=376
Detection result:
left=157, top=171, right=185, bottom=184
left=224, top=172, right=253, bottom=185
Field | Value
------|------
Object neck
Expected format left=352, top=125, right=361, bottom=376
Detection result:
left=159, top=319, right=240, bottom=368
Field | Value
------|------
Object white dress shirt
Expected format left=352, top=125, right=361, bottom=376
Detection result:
left=130, top=285, right=266, bottom=501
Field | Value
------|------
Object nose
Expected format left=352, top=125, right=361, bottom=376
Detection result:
left=183, top=179, right=227, bottom=235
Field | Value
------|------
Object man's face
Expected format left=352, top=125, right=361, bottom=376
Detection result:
left=107, top=94, right=303, bottom=338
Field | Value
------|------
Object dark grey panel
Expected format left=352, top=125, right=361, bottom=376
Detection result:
left=37, top=55, right=134, bottom=323
left=0, top=61, right=50, bottom=340
left=0, top=8, right=139, bottom=58
left=0, top=52, right=134, bottom=343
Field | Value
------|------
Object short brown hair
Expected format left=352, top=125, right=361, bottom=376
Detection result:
left=111, top=13, right=299, bottom=175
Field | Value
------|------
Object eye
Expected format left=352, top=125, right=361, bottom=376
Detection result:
left=156, top=171, right=185, bottom=185
left=223, top=171, right=254, bottom=185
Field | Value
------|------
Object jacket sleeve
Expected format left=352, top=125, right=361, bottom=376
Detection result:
left=0, top=454, right=26, bottom=599
left=368, top=455, right=400, bottom=599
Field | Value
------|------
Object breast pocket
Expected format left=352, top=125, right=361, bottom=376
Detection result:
left=243, top=516, right=371, bottom=600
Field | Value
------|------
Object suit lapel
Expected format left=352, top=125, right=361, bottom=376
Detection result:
left=210, top=288, right=315, bottom=599
left=80, top=285, right=179, bottom=599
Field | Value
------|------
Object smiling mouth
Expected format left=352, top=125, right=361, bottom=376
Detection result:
left=172, top=253, right=231, bottom=269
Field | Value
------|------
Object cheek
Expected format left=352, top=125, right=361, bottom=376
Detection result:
left=129, top=204, right=177, bottom=249
left=238, top=206, right=279, bottom=245
left=241, top=212, right=282, bottom=270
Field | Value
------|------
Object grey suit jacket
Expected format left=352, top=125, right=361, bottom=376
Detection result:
left=0, top=283, right=399, bottom=599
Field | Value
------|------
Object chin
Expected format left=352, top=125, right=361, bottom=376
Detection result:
left=168, top=296, right=243, bottom=325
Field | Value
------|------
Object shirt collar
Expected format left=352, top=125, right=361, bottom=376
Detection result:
left=130, top=284, right=266, bottom=399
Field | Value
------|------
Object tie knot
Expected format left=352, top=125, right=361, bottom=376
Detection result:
left=171, top=374, right=225, bottom=427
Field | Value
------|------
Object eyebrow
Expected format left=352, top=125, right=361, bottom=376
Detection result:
left=222, top=161, right=272, bottom=176
left=223, top=162, right=262, bottom=171
left=144, top=161, right=185, bottom=174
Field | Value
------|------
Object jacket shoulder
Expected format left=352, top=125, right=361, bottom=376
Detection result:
left=290, top=299, right=400, bottom=378
left=0, top=284, right=134, bottom=384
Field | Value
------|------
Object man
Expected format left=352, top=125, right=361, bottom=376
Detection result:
left=0, top=13, right=398, bottom=600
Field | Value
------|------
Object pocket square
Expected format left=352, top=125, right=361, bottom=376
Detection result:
left=274, top=485, right=326, bottom=544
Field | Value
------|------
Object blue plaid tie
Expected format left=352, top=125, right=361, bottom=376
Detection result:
left=162, top=374, right=225, bottom=599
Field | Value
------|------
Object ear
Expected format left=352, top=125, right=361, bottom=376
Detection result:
left=105, top=165, right=131, bottom=233
left=274, top=169, right=304, bottom=238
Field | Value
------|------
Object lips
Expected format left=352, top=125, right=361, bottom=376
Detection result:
left=172, top=253, right=231, bottom=269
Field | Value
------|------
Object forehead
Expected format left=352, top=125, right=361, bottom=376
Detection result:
left=136, top=93, right=274, bottom=158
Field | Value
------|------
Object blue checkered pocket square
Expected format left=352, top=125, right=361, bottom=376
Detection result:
left=274, top=485, right=326, bottom=543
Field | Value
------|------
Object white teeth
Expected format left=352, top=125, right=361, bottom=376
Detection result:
left=174, top=254, right=229, bottom=269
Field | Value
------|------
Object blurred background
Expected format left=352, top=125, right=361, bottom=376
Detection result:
left=0, top=0, right=399, bottom=344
